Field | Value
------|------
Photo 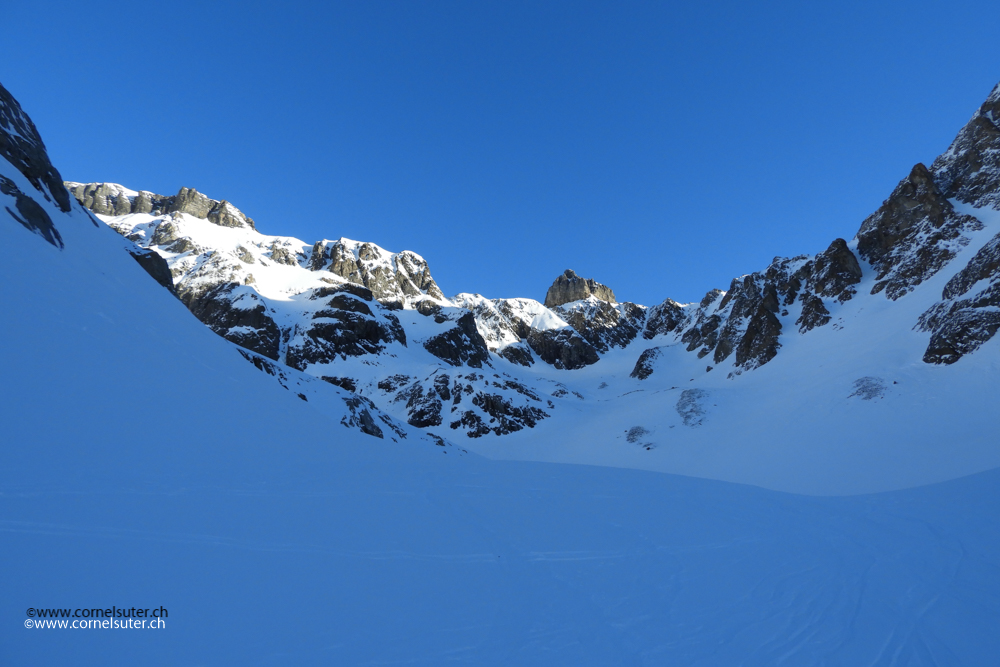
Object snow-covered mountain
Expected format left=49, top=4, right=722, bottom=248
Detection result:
left=6, top=78, right=1000, bottom=665
left=64, top=81, right=1000, bottom=494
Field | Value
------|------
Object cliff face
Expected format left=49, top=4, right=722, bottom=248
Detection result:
left=65, top=182, right=256, bottom=228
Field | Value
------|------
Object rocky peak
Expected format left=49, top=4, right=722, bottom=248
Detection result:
left=643, top=298, right=688, bottom=339
left=856, top=163, right=982, bottom=300
left=930, top=82, right=1000, bottom=209
left=544, top=269, right=616, bottom=308
left=806, top=238, right=863, bottom=301
left=858, top=163, right=948, bottom=261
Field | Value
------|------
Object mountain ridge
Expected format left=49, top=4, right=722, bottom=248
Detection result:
left=69, top=75, right=1000, bottom=375
left=12, top=79, right=1000, bottom=493
left=6, top=72, right=1000, bottom=666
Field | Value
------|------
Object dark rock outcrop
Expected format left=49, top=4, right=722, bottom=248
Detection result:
left=630, top=347, right=662, bottom=380
left=465, top=393, right=548, bottom=436
left=554, top=299, right=646, bottom=352
left=287, top=287, right=406, bottom=367
left=643, top=298, right=687, bottom=339
left=921, top=307, right=1000, bottom=365
left=458, top=297, right=533, bottom=349
left=423, top=312, right=491, bottom=368
left=415, top=299, right=445, bottom=320
left=0, top=175, right=63, bottom=248
left=733, top=303, right=782, bottom=370
left=918, top=230, right=1000, bottom=364
left=526, top=328, right=600, bottom=370
left=673, top=245, right=855, bottom=368
left=544, top=269, right=616, bottom=308
left=942, top=232, right=1000, bottom=301
left=449, top=410, right=491, bottom=438
left=396, top=382, right=444, bottom=428
left=377, top=374, right=412, bottom=393
left=681, top=312, right=723, bottom=358
left=288, top=312, right=401, bottom=365
left=707, top=275, right=783, bottom=368
left=207, top=201, right=250, bottom=228
left=444, top=381, right=549, bottom=438
left=806, top=238, right=863, bottom=301
left=166, top=186, right=213, bottom=218
left=268, top=242, right=300, bottom=266
left=67, top=182, right=137, bottom=216
left=930, top=82, right=1000, bottom=209
left=857, top=163, right=982, bottom=300
left=498, top=344, right=534, bottom=367
left=0, top=82, right=71, bottom=213
left=321, top=376, right=357, bottom=392
left=341, top=396, right=384, bottom=438
left=797, top=294, right=831, bottom=333
left=390, top=371, right=549, bottom=437
left=126, top=246, right=175, bottom=292
left=186, top=283, right=282, bottom=360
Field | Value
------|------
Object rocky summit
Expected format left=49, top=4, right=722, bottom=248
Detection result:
left=544, top=269, right=617, bottom=307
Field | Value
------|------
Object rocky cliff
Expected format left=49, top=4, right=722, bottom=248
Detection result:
left=544, top=269, right=616, bottom=307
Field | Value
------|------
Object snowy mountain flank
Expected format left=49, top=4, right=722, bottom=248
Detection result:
left=1, top=89, right=459, bottom=451
left=63, top=82, right=1000, bottom=494
left=6, top=78, right=1000, bottom=665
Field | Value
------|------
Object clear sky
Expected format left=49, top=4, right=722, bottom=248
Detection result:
left=3, top=1, right=999, bottom=305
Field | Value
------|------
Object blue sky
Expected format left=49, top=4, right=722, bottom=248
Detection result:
left=3, top=0, right=999, bottom=305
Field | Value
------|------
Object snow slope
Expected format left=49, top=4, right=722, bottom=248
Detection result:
left=4, top=82, right=1000, bottom=665
left=480, top=217, right=1000, bottom=495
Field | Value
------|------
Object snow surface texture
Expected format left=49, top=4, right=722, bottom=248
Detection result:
left=4, top=80, right=1000, bottom=665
